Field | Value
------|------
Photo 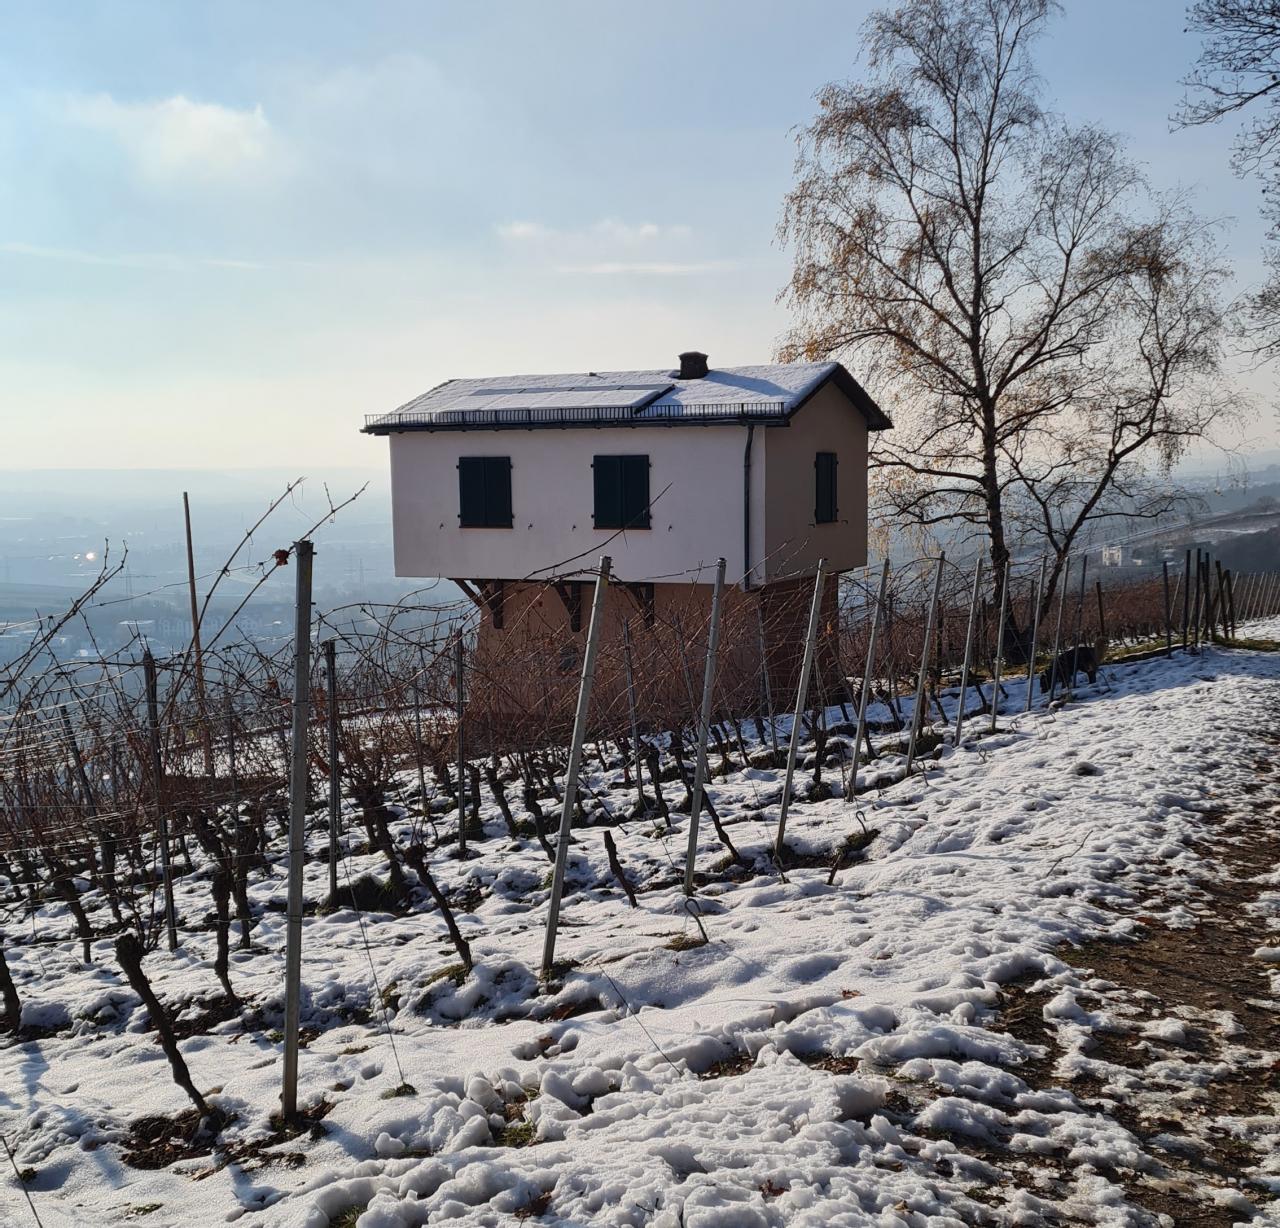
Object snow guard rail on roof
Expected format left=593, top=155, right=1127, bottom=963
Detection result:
left=362, top=400, right=793, bottom=433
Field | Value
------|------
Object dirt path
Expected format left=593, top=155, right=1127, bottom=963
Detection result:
left=986, top=722, right=1280, bottom=1223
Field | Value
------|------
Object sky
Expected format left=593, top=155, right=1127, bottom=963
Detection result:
left=0, top=0, right=1276, bottom=471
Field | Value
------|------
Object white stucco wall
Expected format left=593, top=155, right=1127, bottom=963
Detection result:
left=386, top=423, right=763, bottom=584
left=381, top=382, right=869, bottom=585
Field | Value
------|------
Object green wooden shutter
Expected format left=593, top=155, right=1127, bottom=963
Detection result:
left=593, top=455, right=622, bottom=528
left=486, top=457, right=512, bottom=527
left=622, top=456, right=651, bottom=528
left=815, top=452, right=837, bottom=523
left=459, top=457, right=486, bottom=526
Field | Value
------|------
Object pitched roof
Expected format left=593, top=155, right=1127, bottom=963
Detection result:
left=361, top=361, right=891, bottom=434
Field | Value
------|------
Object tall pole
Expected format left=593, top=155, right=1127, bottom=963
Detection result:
left=455, top=633, right=467, bottom=852
left=953, top=558, right=984, bottom=746
left=143, top=650, right=177, bottom=953
left=1162, top=561, right=1173, bottom=656
left=621, top=618, right=644, bottom=812
left=325, top=638, right=340, bottom=904
left=541, top=557, right=610, bottom=978
left=989, top=559, right=1011, bottom=734
left=773, top=559, right=828, bottom=858
left=1192, top=552, right=1204, bottom=650
left=281, top=539, right=314, bottom=1120
left=1023, top=557, right=1046, bottom=713
left=182, top=492, right=213, bottom=777
left=1044, top=556, right=1070, bottom=705
left=848, top=558, right=890, bottom=795
left=1182, top=549, right=1192, bottom=648
left=1067, top=555, right=1088, bottom=693
left=684, top=558, right=726, bottom=896
left=905, top=554, right=946, bottom=772
left=756, top=603, right=779, bottom=755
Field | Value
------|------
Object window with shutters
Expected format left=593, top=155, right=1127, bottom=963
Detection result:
left=592, top=454, right=651, bottom=529
left=815, top=452, right=838, bottom=524
left=457, top=456, right=513, bottom=528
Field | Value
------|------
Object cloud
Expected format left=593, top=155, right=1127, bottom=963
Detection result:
left=62, top=93, right=273, bottom=187
left=497, top=218, right=693, bottom=246
left=554, top=260, right=736, bottom=276
left=495, top=217, right=730, bottom=276
left=0, top=241, right=264, bottom=272
left=496, top=221, right=552, bottom=242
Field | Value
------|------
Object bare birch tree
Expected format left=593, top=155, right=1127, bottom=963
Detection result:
left=1180, top=0, right=1280, bottom=356
left=781, top=0, right=1241, bottom=606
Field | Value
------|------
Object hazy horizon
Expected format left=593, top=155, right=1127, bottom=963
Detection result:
left=2, top=0, right=1278, bottom=472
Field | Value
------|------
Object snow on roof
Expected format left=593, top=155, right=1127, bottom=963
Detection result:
left=362, top=361, right=891, bottom=433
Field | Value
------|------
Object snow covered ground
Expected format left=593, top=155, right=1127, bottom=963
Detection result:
left=3, top=628, right=1280, bottom=1227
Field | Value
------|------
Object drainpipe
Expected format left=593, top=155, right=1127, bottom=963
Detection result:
left=742, top=423, right=756, bottom=589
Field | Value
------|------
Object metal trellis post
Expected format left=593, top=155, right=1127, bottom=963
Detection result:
left=683, top=558, right=727, bottom=895
left=541, top=557, right=611, bottom=979
left=773, top=558, right=828, bottom=858
left=281, top=538, right=314, bottom=1119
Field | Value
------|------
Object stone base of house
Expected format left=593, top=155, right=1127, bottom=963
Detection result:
left=458, top=574, right=841, bottom=748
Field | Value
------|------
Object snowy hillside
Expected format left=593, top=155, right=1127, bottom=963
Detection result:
left=3, top=632, right=1280, bottom=1227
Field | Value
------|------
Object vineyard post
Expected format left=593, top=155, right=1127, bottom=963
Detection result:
left=324, top=638, right=340, bottom=904
left=143, top=650, right=178, bottom=953
left=1241, top=572, right=1258, bottom=621
left=1044, top=556, right=1070, bottom=705
left=225, top=687, right=239, bottom=795
left=1225, top=570, right=1237, bottom=639
left=281, top=538, right=314, bottom=1120
left=848, top=558, right=890, bottom=792
left=756, top=603, right=779, bottom=755
left=1182, top=549, right=1192, bottom=648
left=953, top=557, right=984, bottom=747
left=683, top=558, right=726, bottom=896
left=1214, top=560, right=1228, bottom=639
left=541, top=556, right=610, bottom=979
left=455, top=633, right=467, bottom=852
left=1192, top=554, right=1202, bottom=642
left=1067, top=555, right=1088, bottom=693
left=773, top=558, right=828, bottom=858
left=1023, top=557, right=1046, bottom=713
left=1162, top=563, right=1172, bottom=655
left=182, top=492, right=214, bottom=778
left=621, top=618, right=644, bottom=811
left=989, top=559, right=1011, bottom=734
left=412, top=661, right=427, bottom=813
left=905, top=554, right=946, bottom=773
